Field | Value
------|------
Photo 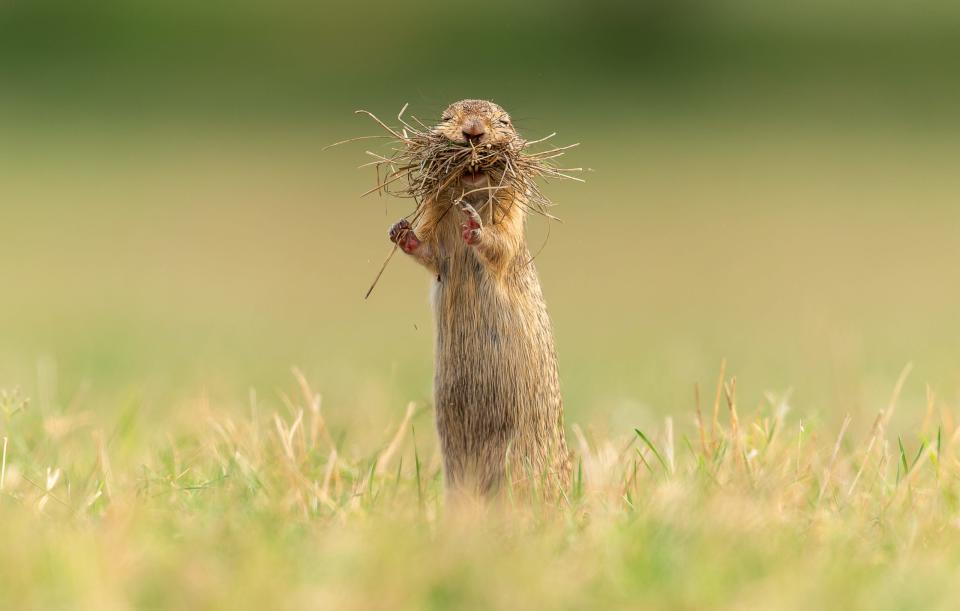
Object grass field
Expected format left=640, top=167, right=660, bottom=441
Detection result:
left=2, top=119, right=960, bottom=609
left=2, top=359, right=959, bottom=610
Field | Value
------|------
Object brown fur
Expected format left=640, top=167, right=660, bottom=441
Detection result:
left=388, top=99, right=569, bottom=499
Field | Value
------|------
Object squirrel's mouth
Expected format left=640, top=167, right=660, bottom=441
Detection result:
left=460, top=168, right=489, bottom=186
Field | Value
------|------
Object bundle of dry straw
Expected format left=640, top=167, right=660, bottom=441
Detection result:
left=335, top=104, right=582, bottom=216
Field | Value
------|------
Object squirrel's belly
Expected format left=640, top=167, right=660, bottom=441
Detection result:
left=427, top=254, right=568, bottom=493
left=430, top=267, right=560, bottom=420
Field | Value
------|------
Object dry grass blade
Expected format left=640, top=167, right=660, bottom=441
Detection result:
left=879, top=362, right=914, bottom=431
left=365, top=244, right=400, bottom=300
left=711, top=359, right=727, bottom=447
left=322, top=134, right=393, bottom=151
left=817, top=413, right=852, bottom=505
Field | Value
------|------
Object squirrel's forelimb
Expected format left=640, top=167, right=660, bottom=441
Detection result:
left=457, top=202, right=516, bottom=272
left=388, top=218, right=437, bottom=272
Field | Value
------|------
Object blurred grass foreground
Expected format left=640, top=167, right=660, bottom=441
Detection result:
left=4, top=366, right=960, bottom=610
left=2, top=0, right=960, bottom=609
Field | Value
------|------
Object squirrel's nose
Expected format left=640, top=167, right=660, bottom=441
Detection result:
left=461, top=119, right=485, bottom=142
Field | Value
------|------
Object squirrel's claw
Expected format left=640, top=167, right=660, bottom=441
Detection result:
left=458, top=203, right=483, bottom=246
left=389, top=218, right=422, bottom=254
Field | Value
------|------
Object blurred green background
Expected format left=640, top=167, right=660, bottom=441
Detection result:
left=1, top=0, right=959, bottom=439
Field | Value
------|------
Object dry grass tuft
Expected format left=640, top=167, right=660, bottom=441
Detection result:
left=334, top=103, right=583, bottom=221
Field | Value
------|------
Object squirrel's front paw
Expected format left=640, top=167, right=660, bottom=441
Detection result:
left=389, top=219, right=421, bottom=254
left=459, top=203, right=482, bottom=246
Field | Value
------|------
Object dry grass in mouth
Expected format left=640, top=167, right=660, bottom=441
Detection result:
left=328, top=103, right=584, bottom=298
left=336, top=103, right=583, bottom=219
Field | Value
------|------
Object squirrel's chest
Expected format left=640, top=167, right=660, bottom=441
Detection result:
left=430, top=249, right=502, bottom=313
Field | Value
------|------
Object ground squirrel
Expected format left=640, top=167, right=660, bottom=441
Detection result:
left=388, top=99, right=569, bottom=499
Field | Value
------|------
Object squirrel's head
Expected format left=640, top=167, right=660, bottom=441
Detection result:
left=434, top=99, right=516, bottom=145
left=434, top=99, right=518, bottom=193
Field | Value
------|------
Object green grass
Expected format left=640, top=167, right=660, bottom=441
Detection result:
left=2, top=363, right=959, bottom=610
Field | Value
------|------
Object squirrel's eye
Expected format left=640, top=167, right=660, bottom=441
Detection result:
left=499, top=118, right=510, bottom=125
left=441, top=116, right=453, bottom=122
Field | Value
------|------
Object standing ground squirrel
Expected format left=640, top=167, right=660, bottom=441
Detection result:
left=388, top=99, right=570, bottom=499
